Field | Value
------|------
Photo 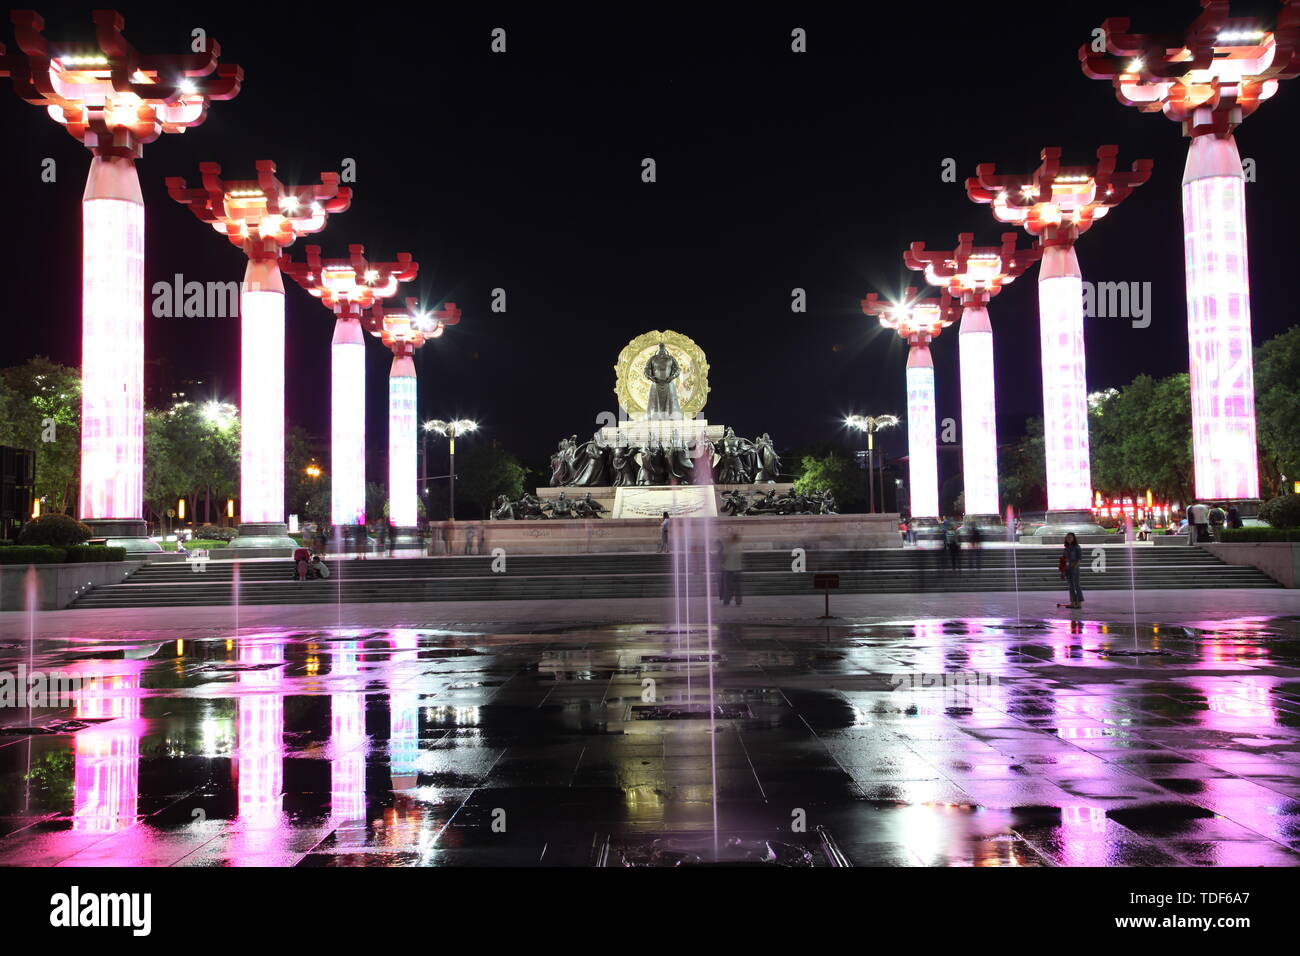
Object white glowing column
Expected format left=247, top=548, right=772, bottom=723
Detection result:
left=1183, top=134, right=1260, bottom=501
left=1038, top=245, right=1093, bottom=511
left=958, top=305, right=999, bottom=516
left=388, top=354, right=418, bottom=528
left=905, top=343, right=940, bottom=519
left=80, top=156, right=144, bottom=522
left=331, top=317, right=367, bottom=525
left=240, top=261, right=286, bottom=524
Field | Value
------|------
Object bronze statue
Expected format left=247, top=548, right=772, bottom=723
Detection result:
left=754, top=433, right=781, bottom=483
left=612, top=446, right=638, bottom=486
left=571, top=436, right=610, bottom=486
left=644, top=343, right=682, bottom=421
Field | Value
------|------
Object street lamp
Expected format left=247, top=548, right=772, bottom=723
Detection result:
left=845, top=414, right=900, bottom=513
left=423, top=420, right=478, bottom=521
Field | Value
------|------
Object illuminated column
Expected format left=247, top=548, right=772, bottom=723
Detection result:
left=241, top=260, right=286, bottom=525
left=905, top=346, right=940, bottom=521
left=1082, top=12, right=1300, bottom=509
left=863, top=288, right=954, bottom=524
left=1, top=10, right=242, bottom=550
left=904, top=234, right=1040, bottom=528
left=388, top=352, right=418, bottom=528
left=1184, top=134, right=1258, bottom=500
left=167, top=161, right=352, bottom=547
left=958, top=305, right=1000, bottom=518
left=366, top=298, right=460, bottom=540
left=966, top=146, right=1150, bottom=535
left=331, top=316, right=367, bottom=527
left=81, top=156, right=144, bottom=530
left=280, top=245, right=420, bottom=545
left=1038, top=245, right=1092, bottom=511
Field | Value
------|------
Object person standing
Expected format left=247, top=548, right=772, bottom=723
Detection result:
left=1188, top=500, right=1210, bottom=545
left=1061, top=532, right=1084, bottom=608
left=657, top=511, right=671, bottom=553
left=720, top=532, right=744, bottom=605
left=1226, top=504, right=1242, bottom=529
left=945, top=519, right=961, bottom=572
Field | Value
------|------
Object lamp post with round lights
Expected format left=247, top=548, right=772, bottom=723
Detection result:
left=167, top=160, right=351, bottom=550
left=365, top=299, right=461, bottom=543
left=423, top=420, right=478, bottom=521
left=0, top=10, right=242, bottom=553
left=1082, top=9, right=1300, bottom=512
left=844, top=414, right=900, bottom=514
left=862, top=287, right=958, bottom=529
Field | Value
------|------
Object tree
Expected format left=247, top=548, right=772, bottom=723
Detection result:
left=0, top=358, right=81, bottom=513
left=285, top=427, right=329, bottom=525
left=1088, top=375, right=1192, bottom=505
left=143, top=402, right=240, bottom=527
left=1000, top=417, right=1046, bottom=512
left=793, top=453, right=869, bottom=512
left=1255, top=327, right=1300, bottom=496
left=453, top=443, right=528, bottom=517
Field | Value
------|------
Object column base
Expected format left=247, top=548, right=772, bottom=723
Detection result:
left=390, top=526, right=423, bottom=548
left=1032, top=509, right=1109, bottom=545
left=330, top=525, right=376, bottom=553
left=229, top=522, right=300, bottom=550
left=909, top=517, right=945, bottom=543
left=959, top=514, right=1002, bottom=541
left=85, top=518, right=162, bottom=553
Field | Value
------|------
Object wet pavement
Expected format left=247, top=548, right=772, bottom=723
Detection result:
left=2, top=612, right=1300, bottom=866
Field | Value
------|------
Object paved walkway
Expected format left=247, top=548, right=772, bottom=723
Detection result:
left=3, top=588, right=1295, bottom=642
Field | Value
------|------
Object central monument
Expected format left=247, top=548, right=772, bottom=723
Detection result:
left=606, top=330, right=722, bottom=459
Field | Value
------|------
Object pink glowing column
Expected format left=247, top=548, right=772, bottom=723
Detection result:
left=388, top=353, right=418, bottom=528
left=1038, top=245, right=1093, bottom=511
left=331, top=317, right=367, bottom=526
left=905, top=344, right=940, bottom=520
left=958, top=305, right=999, bottom=517
left=80, top=156, right=144, bottom=528
left=1183, top=135, right=1260, bottom=501
left=240, top=261, right=286, bottom=525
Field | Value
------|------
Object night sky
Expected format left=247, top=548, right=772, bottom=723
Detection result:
left=2, top=1, right=1296, bottom=483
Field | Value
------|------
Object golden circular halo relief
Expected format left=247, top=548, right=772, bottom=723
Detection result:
left=614, top=329, right=710, bottom=419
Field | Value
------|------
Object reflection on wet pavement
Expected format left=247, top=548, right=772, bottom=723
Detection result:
left=2, top=616, right=1299, bottom=866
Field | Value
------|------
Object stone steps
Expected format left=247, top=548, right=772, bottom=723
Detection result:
left=69, top=547, right=1278, bottom=608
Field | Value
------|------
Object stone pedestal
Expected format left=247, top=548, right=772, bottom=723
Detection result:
left=229, top=521, right=299, bottom=550
left=1032, top=508, right=1108, bottom=544
left=959, top=513, right=1003, bottom=541
left=391, top=525, right=423, bottom=548
left=86, top=517, right=162, bottom=553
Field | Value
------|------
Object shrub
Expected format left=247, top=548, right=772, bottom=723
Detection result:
left=1259, top=494, right=1300, bottom=529
left=1219, top=528, right=1300, bottom=543
left=0, top=546, right=67, bottom=564
left=18, top=514, right=93, bottom=547
left=62, top=545, right=127, bottom=563
left=194, top=524, right=237, bottom=542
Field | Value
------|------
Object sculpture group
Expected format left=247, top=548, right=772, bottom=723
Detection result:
left=547, top=427, right=781, bottom=488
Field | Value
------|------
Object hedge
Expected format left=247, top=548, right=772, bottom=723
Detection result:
left=17, top=514, right=93, bottom=546
left=62, top=545, right=127, bottom=563
left=0, top=546, right=67, bottom=564
left=1219, top=528, right=1300, bottom=543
